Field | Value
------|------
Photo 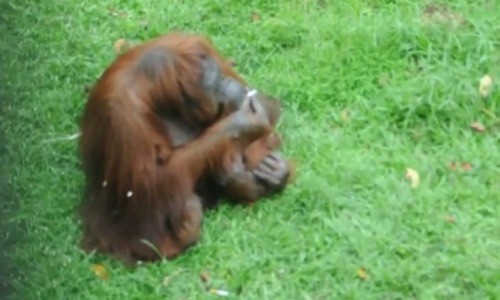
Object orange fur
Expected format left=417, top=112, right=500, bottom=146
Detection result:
left=78, top=32, right=291, bottom=264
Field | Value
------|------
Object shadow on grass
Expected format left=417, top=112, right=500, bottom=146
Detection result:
left=0, top=3, right=30, bottom=299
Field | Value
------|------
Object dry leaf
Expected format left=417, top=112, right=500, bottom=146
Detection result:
left=251, top=11, right=261, bottom=22
left=341, top=110, right=350, bottom=122
left=479, top=75, right=493, bottom=97
left=445, top=215, right=456, bottom=223
left=470, top=122, right=486, bottom=133
left=448, top=161, right=473, bottom=171
left=357, top=267, right=368, bottom=280
left=91, top=264, right=109, bottom=280
left=113, top=38, right=130, bottom=54
left=405, top=168, right=420, bottom=189
left=461, top=162, right=472, bottom=171
left=422, top=4, right=466, bottom=26
left=200, top=271, right=210, bottom=283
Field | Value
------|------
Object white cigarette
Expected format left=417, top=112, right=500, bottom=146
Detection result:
left=246, top=89, right=257, bottom=98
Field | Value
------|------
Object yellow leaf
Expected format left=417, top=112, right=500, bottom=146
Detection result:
left=251, top=11, right=261, bottom=22
left=405, top=168, right=420, bottom=189
left=341, top=110, right=350, bottom=122
left=113, top=38, right=130, bottom=54
left=479, top=75, right=493, bottom=97
left=470, top=121, right=486, bottom=133
left=91, top=264, right=109, bottom=280
left=357, top=267, right=368, bottom=280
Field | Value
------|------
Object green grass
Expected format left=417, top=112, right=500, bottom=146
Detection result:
left=2, top=0, right=500, bottom=299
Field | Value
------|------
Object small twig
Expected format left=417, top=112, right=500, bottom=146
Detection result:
left=139, top=239, right=163, bottom=260
left=42, top=132, right=81, bottom=144
left=162, top=268, right=184, bottom=286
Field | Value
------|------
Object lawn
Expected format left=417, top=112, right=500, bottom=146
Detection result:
left=1, top=0, right=499, bottom=299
